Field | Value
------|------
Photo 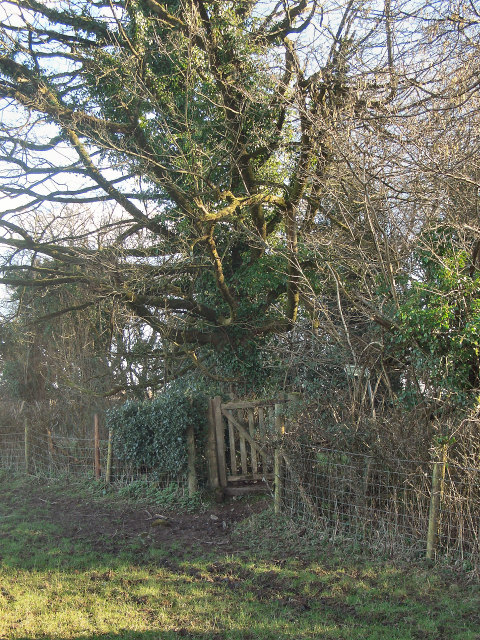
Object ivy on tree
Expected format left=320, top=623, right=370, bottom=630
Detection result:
left=0, top=0, right=395, bottom=386
left=1, top=0, right=479, bottom=400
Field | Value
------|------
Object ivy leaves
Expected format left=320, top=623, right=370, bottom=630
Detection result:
left=107, top=384, right=207, bottom=475
left=390, top=244, right=480, bottom=404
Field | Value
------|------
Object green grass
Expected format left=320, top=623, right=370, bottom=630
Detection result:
left=0, top=474, right=479, bottom=640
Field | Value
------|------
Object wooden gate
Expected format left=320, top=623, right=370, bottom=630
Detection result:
left=206, top=396, right=287, bottom=492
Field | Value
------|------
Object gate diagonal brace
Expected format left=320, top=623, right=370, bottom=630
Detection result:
left=221, top=409, right=270, bottom=460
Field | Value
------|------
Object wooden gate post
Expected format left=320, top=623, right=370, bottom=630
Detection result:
left=274, top=396, right=285, bottom=514
left=213, top=396, right=227, bottom=488
left=206, top=399, right=220, bottom=489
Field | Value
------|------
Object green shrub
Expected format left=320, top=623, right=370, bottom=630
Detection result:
left=106, top=384, right=208, bottom=476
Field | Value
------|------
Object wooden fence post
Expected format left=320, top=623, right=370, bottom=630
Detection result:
left=426, top=446, right=447, bottom=560
left=213, top=396, right=227, bottom=488
left=105, top=429, right=113, bottom=484
left=94, top=413, right=101, bottom=480
left=47, top=428, right=55, bottom=467
left=274, top=396, right=285, bottom=515
left=186, top=424, right=197, bottom=496
left=24, top=419, right=30, bottom=475
left=206, top=398, right=220, bottom=489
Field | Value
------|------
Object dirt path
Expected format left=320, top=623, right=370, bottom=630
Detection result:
left=11, top=484, right=269, bottom=556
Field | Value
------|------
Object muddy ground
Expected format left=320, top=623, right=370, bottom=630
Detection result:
left=11, top=483, right=269, bottom=557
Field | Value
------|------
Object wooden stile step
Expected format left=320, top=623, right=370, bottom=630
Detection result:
left=223, top=483, right=270, bottom=496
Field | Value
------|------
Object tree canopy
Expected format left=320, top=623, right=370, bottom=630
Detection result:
left=1, top=0, right=480, bottom=396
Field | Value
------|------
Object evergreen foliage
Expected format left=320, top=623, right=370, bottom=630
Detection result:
left=390, top=234, right=480, bottom=406
left=106, top=383, right=208, bottom=474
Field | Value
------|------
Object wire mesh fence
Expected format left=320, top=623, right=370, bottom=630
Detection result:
left=0, top=423, right=183, bottom=488
left=2, top=413, right=480, bottom=566
left=279, top=442, right=480, bottom=564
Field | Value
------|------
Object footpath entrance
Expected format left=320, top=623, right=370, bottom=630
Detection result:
left=206, top=396, right=289, bottom=495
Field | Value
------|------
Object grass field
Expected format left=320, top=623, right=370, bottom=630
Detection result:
left=0, top=472, right=479, bottom=640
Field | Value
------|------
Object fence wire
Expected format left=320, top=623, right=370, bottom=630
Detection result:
left=0, top=424, right=181, bottom=487
left=2, top=423, right=480, bottom=564
left=279, top=443, right=480, bottom=563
